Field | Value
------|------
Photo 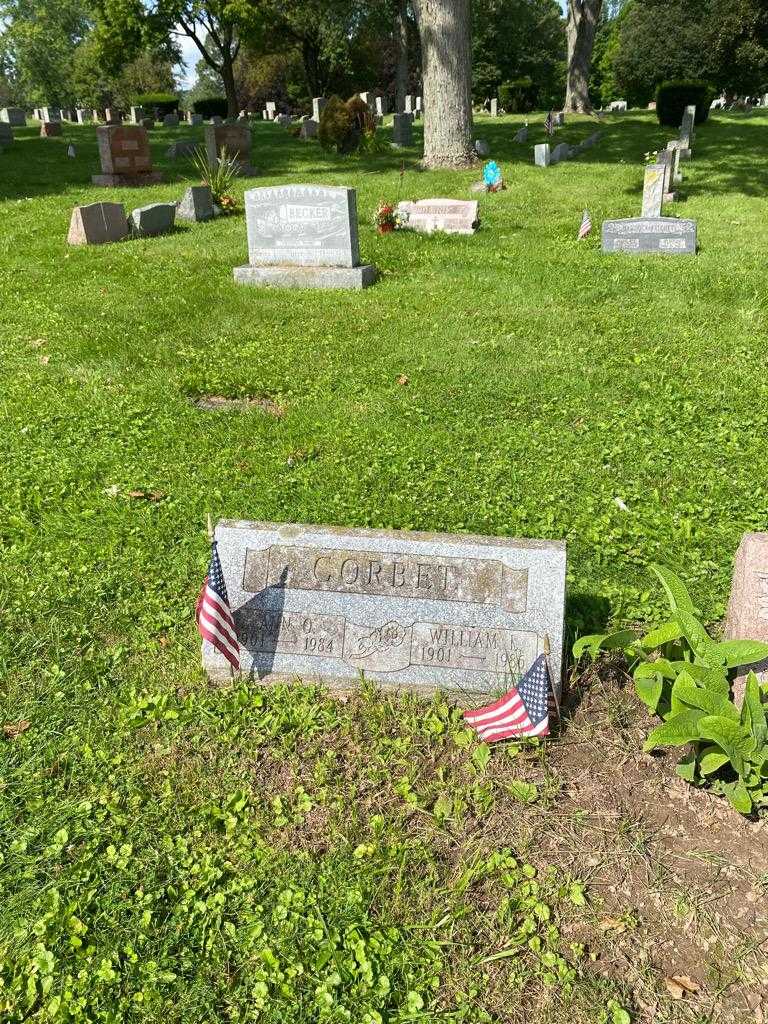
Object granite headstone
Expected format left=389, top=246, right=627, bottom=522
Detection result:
left=396, top=198, right=479, bottom=235
left=641, top=162, right=665, bottom=217
left=1, top=108, right=25, bottom=126
left=726, top=532, right=768, bottom=705
left=67, top=202, right=129, bottom=245
left=601, top=217, right=696, bottom=254
left=177, top=185, right=215, bottom=223
left=204, top=123, right=255, bottom=175
left=92, top=125, right=162, bottom=186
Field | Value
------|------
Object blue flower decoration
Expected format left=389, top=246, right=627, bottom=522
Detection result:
left=483, top=160, right=502, bottom=187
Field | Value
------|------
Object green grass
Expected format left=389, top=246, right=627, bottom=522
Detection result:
left=1, top=110, right=767, bottom=1022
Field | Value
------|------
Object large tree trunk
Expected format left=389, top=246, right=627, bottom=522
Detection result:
left=394, top=0, right=409, bottom=113
left=564, top=0, right=602, bottom=113
left=221, top=54, right=239, bottom=118
left=413, top=0, right=475, bottom=168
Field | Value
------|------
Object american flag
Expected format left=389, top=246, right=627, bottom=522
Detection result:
left=578, top=208, right=592, bottom=239
left=544, top=110, right=554, bottom=136
left=463, top=654, right=550, bottom=742
left=196, top=541, right=240, bottom=670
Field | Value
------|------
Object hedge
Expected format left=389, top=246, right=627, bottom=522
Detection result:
left=193, top=97, right=228, bottom=118
left=655, top=79, right=715, bottom=127
left=134, top=93, right=178, bottom=116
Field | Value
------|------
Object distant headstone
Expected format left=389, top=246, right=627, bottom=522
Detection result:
left=415, top=96, right=422, bottom=112
left=75, top=109, right=89, bottom=124
left=490, top=98, right=498, bottom=116
left=375, top=96, right=388, bottom=117
left=608, top=100, right=627, bottom=111
left=40, top=122, right=62, bottom=138
left=0, top=123, right=13, bottom=145
left=392, top=112, right=413, bottom=146
left=554, top=110, right=564, bottom=126
left=647, top=101, right=657, bottom=110
left=312, top=97, right=327, bottom=121
left=42, top=107, right=61, bottom=122
left=141, top=117, right=153, bottom=129
left=92, top=125, right=163, bottom=186
left=534, top=143, right=550, bottom=167
left=204, top=123, right=255, bottom=176
left=233, top=184, right=377, bottom=290
left=550, top=142, right=570, bottom=163
left=130, top=106, right=144, bottom=124
left=265, top=101, right=276, bottom=120
left=188, top=113, right=204, bottom=126
left=177, top=185, right=215, bottom=223
left=203, top=520, right=567, bottom=700
left=601, top=217, right=696, bottom=255
left=657, top=149, right=676, bottom=200
left=641, top=162, right=665, bottom=217
left=129, top=202, right=177, bottom=237
left=163, top=113, right=179, bottom=127
left=1, top=108, right=25, bottom=126
left=513, top=126, right=528, bottom=143
left=67, top=202, right=129, bottom=245
left=404, top=95, right=413, bottom=114
left=396, top=198, right=478, bottom=235
left=681, top=104, right=696, bottom=139
left=104, top=108, right=121, bottom=125
left=300, top=118, right=318, bottom=140
left=667, top=140, right=683, bottom=183
left=91, top=109, right=102, bottom=123
left=166, top=138, right=197, bottom=158
left=276, top=113, right=291, bottom=126
left=726, top=532, right=768, bottom=706
left=474, top=138, right=490, bottom=156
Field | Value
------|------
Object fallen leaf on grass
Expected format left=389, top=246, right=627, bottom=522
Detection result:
left=104, top=484, right=120, bottom=497
left=665, top=975, right=700, bottom=1000
left=397, top=374, right=409, bottom=386
left=39, top=355, right=50, bottom=366
left=3, top=720, right=30, bottom=739
left=127, top=489, right=165, bottom=501
left=599, top=917, right=628, bottom=933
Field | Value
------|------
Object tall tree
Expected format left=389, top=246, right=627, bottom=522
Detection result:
left=564, top=0, right=603, bottom=112
left=394, top=0, right=409, bottom=112
left=0, top=0, right=89, bottom=104
left=412, top=0, right=474, bottom=168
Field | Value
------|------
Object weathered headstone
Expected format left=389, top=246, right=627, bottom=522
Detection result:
left=67, top=202, right=129, bottom=245
left=92, top=125, right=163, bottom=186
left=141, top=117, right=154, bottom=130
left=42, top=107, right=61, bottom=122
left=681, top=104, right=696, bottom=140
left=204, top=123, right=255, bottom=176
left=104, top=108, right=121, bottom=125
left=91, top=109, right=102, bottom=123
left=395, top=198, right=478, bottom=235
left=415, top=96, right=422, bottom=112
left=75, top=109, right=89, bottom=124
left=392, top=112, right=413, bottom=146
left=177, top=185, right=215, bottom=223
left=375, top=96, right=387, bottom=117
left=130, top=106, right=144, bottom=124
left=0, top=123, right=13, bottom=145
left=726, top=532, right=768, bottom=705
left=166, top=138, right=197, bottom=159
left=608, top=100, right=628, bottom=111
left=276, top=113, right=291, bottom=126
left=40, top=122, right=62, bottom=138
left=641, top=162, right=665, bottom=217
left=1, top=108, right=25, bottom=126
left=490, top=98, right=498, bottom=116
left=404, top=95, right=413, bottom=114
left=233, top=184, right=377, bottom=290
left=550, top=142, right=570, bottom=164
left=129, top=202, right=177, bottom=237
left=188, top=113, right=204, bottom=127
left=474, top=138, right=490, bottom=156
left=601, top=217, right=696, bottom=255
left=265, top=101, right=276, bottom=120
left=312, top=97, right=326, bottom=121
left=667, top=140, right=683, bottom=183
left=534, top=143, right=550, bottom=167
left=300, top=118, right=318, bottom=140
left=203, top=520, right=567, bottom=702
left=163, top=113, right=179, bottom=127
left=513, top=126, right=528, bottom=143
left=657, top=148, right=676, bottom=201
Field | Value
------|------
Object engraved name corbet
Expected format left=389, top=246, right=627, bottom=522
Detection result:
left=243, top=544, right=528, bottom=611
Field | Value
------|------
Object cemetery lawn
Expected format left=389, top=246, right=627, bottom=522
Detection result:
left=2, top=111, right=768, bottom=1023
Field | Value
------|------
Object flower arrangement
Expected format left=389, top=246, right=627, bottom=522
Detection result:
left=373, top=201, right=410, bottom=233
left=482, top=160, right=505, bottom=192
left=191, top=145, right=240, bottom=213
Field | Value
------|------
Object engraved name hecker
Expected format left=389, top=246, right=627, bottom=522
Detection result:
left=204, top=521, right=566, bottom=703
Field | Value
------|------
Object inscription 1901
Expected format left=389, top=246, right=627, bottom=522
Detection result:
left=243, top=544, right=528, bottom=612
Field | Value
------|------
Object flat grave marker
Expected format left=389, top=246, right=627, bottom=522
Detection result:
left=396, top=198, right=479, bottom=235
left=601, top=216, right=696, bottom=254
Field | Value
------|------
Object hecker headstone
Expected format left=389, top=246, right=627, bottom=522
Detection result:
left=726, top=532, right=768, bottom=706
left=601, top=217, right=696, bottom=254
left=203, top=520, right=567, bottom=703
left=204, top=123, right=255, bottom=176
left=233, top=184, right=377, bottom=290
left=396, top=198, right=479, bottom=235
left=641, top=162, right=665, bottom=218
left=92, top=125, right=163, bottom=186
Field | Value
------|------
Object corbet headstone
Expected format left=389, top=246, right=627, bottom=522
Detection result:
left=204, top=123, right=255, bottom=175
left=392, top=112, right=413, bottom=146
left=233, top=184, right=377, bottom=290
left=641, top=162, right=665, bottom=218
left=726, top=532, right=768, bottom=706
left=396, top=198, right=478, bottom=235
left=67, top=202, right=129, bottom=245
left=92, top=125, right=163, bottom=186
left=1, top=108, right=25, bottom=126
left=601, top=217, right=696, bottom=255
left=534, top=143, right=550, bottom=167
left=203, top=520, right=566, bottom=702
left=177, top=185, right=215, bottom=222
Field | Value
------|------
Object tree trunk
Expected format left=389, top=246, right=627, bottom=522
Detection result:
left=221, top=53, right=239, bottom=118
left=395, top=0, right=409, bottom=113
left=564, top=0, right=602, bottom=113
left=413, top=0, right=475, bottom=168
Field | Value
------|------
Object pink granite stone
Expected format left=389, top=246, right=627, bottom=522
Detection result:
left=725, top=532, right=768, bottom=705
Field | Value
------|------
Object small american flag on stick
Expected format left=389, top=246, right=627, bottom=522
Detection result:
left=544, top=110, right=554, bottom=136
left=196, top=533, right=240, bottom=671
left=463, top=654, right=551, bottom=742
left=578, top=208, right=593, bottom=239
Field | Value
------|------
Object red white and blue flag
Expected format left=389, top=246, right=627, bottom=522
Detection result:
left=578, top=208, right=593, bottom=239
left=544, top=110, right=554, bottom=136
left=463, top=654, right=550, bottom=742
left=196, top=542, right=240, bottom=670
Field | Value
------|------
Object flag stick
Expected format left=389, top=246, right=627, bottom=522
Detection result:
left=543, top=633, right=561, bottom=723
left=207, top=512, right=214, bottom=543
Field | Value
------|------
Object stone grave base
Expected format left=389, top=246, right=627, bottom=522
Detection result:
left=233, top=264, right=377, bottom=290
left=91, top=172, right=164, bottom=187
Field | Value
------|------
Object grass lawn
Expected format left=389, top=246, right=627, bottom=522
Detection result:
left=2, top=110, right=768, bottom=1023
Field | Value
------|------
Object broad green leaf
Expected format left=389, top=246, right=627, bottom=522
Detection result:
left=673, top=683, right=740, bottom=721
left=713, top=639, right=768, bottom=670
left=741, top=672, right=768, bottom=749
left=635, top=658, right=676, bottom=680
left=675, top=753, right=697, bottom=782
left=670, top=662, right=729, bottom=695
left=697, top=716, right=756, bottom=775
left=634, top=672, right=664, bottom=713
left=650, top=564, right=695, bottom=614
left=674, top=609, right=724, bottom=667
left=644, top=709, right=705, bottom=751
left=699, top=745, right=730, bottom=775
left=572, top=633, right=608, bottom=660
left=639, top=620, right=682, bottom=650
left=670, top=669, right=698, bottom=718
left=722, top=780, right=753, bottom=815
left=506, top=780, right=539, bottom=804
left=599, top=629, right=637, bottom=651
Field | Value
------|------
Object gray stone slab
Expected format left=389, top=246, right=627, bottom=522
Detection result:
left=1, top=108, right=25, bottom=126
left=396, top=198, right=479, bottom=235
left=641, top=162, right=665, bottom=217
left=188, top=113, right=204, bottom=126
left=300, top=118, right=318, bottom=140
left=312, top=97, right=326, bottom=121
left=490, top=99, right=498, bottom=116
left=129, top=202, right=177, bottom=237
left=166, top=138, right=197, bottom=158
left=0, top=123, right=13, bottom=144
left=601, top=217, right=696, bottom=254
left=474, top=138, right=490, bottom=156
left=75, top=109, right=89, bottom=124
left=726, top=532, right=768, bottom=705
left=550, top=142, right=570, bottom=163
left=242, top=184, right=361, bottom=267
left=177, top=185, right=215, bottom=222
left=534, top=143, right=550, bottom=167
left=67, top=202, right=129, bottom=245
left=513, top=126, right=528, bottom=143
left=163, top=113, right=179, bottom=127
left=233, top=264, right=377, bottom=289
left=204, top=123, right=254, bottom=175
left=203, top=520, right=566, bottom=701
left=392, top=112, right=413, bottom=146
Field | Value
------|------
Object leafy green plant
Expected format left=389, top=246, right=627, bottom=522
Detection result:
left=190, top=145, right=239, bottom=210
left=574, top=565, right=768, bottom=814
left=192, top=96, right=227, bottom=119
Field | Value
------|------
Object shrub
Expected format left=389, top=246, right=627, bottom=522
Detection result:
left=499, top=77, right=534, bottom=113
left=191, top=145, right=240, bottom=210
left=193, top=97, right=228, bottom=119
left=135, top=92, right=178, bottom=117
left=319, top=95, right=354, bottom=153
left=346, top=95, right=376, bottom=135
left=655, top=79, right=715, bottom=127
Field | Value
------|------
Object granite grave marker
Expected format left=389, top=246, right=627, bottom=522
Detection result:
left=726, top=532, right=768, bottom=705
left=601, top=217, right=696, bottom=254
left=395, top=198, right=479, bottom=235
left=204, top=123, right=255, bottom=175
left=641, top=162, right=665, bottom=217
left=67, top=202, right=129, bottom=245
left=92, top=125, right=162, bottom=186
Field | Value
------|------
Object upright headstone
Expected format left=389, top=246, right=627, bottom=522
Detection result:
left=513, top=126, right=528, bottom=143
left=553, top=111, right=564, bottom=127
left=166, top=138, right=197, bottom=158
left=265, top=101, right=276, bottom=120
left=726, top=532, right=768, bottom=706
left=204, top=123, right=255, bottom=176
left=163, top=113, right=179, bottom=127
left=202, top=520, right=567, bottom=702
left=681, top=104, right=696, bottom=140
left=641, top=162, right=665, bottom=218
left=276, top=113, right=291, bottom=126
left=188, top=113, right=204, bottom=126
left=404, top=95, right=413, bottom=114
left=601, top=217, right=696, bottom=255
left=392, top=112, right=413, bottom=146
left=490, top=98, right=498, bottom=117
left=312, top=97, right=327, bottom=121
left=92, top=109, right=102, bottom=123
left=129, top=106, right=144, bottom=124
left=300, top=118, right=318, bottom=140
left=176, top=185, right=215, bottom=223
left=92, top=125, right=163, bottom=186
left=667, top=140, right=683, bottom=183
left=210, top=115, right=224, bottom=126
left=104, top=108, right=121, bottom=125
left=67, top=202, right=129, bottom=245
left=474, top=139, right=490, bottom=157
left=534, top=143, right=550, bottom=167
left=40, top=122, right=62, bottom=138
left=0, top=123, right=13, bottom=146
left=1, top=108, right=26, bottom=126
left=75, top=109, right=89, bottom=124
left=550, top=142, right=570, bottom=164
left=375, top=96, right=388, bottom=117
left=42, top=107, right=61, bottom=122
left=415, top=96, right=422, bottom=112
left=657, top=149, right=676, bottom=200
left=233, top=184, right=377, bottom=290
left=395, top=198, right=478, bottom=235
